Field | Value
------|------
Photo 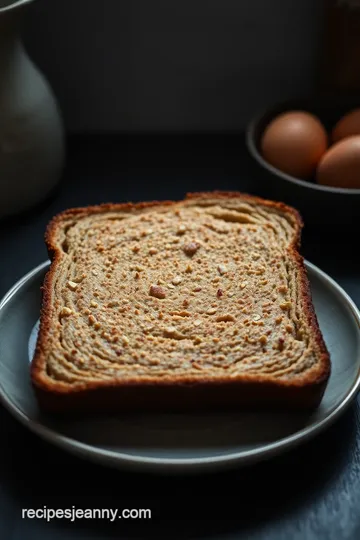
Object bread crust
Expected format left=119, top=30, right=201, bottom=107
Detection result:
left=30, top=191, right=331, bottom=413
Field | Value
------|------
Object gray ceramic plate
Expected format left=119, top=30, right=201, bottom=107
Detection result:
left=0, top=260, right=359, bottom=474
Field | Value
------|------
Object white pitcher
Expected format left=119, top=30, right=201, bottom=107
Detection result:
left=0, top=0, right=65, bottom=219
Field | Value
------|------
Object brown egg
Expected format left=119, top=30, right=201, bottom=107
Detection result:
left=332, top=108, right=360, bottom=143
left=260, top=111, right=328, bottom=179
left=316, top=135, right=360, bottom=189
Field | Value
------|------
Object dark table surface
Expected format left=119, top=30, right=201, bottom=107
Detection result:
left=0, top=133, right=359, bottom=540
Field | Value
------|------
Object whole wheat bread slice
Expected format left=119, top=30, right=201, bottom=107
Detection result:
left=31, top=191, right=331, bottom=413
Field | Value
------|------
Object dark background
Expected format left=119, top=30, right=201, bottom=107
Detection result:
left=1, top=0, right=360, bottom=538
left=22, top=0, right=323, bottom=132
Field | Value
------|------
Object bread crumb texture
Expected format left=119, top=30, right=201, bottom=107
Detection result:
left=40, top=197, right=323, bottom=385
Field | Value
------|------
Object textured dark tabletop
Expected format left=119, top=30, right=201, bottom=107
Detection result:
left=0, top=134, right=359, bottom=540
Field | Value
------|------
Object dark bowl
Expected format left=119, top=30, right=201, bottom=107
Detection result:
left=245, top=96, right=360, bottom=232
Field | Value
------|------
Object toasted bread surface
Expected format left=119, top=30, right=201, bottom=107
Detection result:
left=31, top=191, right=331, bottom=412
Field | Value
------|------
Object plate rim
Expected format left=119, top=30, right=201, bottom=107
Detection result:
left=0, top=259, right=359, bottom=472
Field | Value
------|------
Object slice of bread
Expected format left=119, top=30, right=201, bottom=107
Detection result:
left=31, top=191, right=331, bottom=413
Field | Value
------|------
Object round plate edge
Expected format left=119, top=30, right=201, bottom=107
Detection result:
left=0, top=259, right=359, bottom=473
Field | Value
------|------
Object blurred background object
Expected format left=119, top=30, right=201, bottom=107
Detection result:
left=2, top=0, right=359, bottom=225
left=321, top=0, right=360, bottom=96
left=246, top=97, right=360, bottom=231
left=0, top=0, right=65, bottom=219
left=246, top=0, right=360, bottom=230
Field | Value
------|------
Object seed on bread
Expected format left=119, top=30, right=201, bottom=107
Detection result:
left=177, top=224, right=186, bottom=235
left=164, top=327, right=185, bottom=339
left=216, top=314, right=235, bottom=322
left=60, top=307, right=73, bottom=317
left=183, top=242, right=200, bottom=256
